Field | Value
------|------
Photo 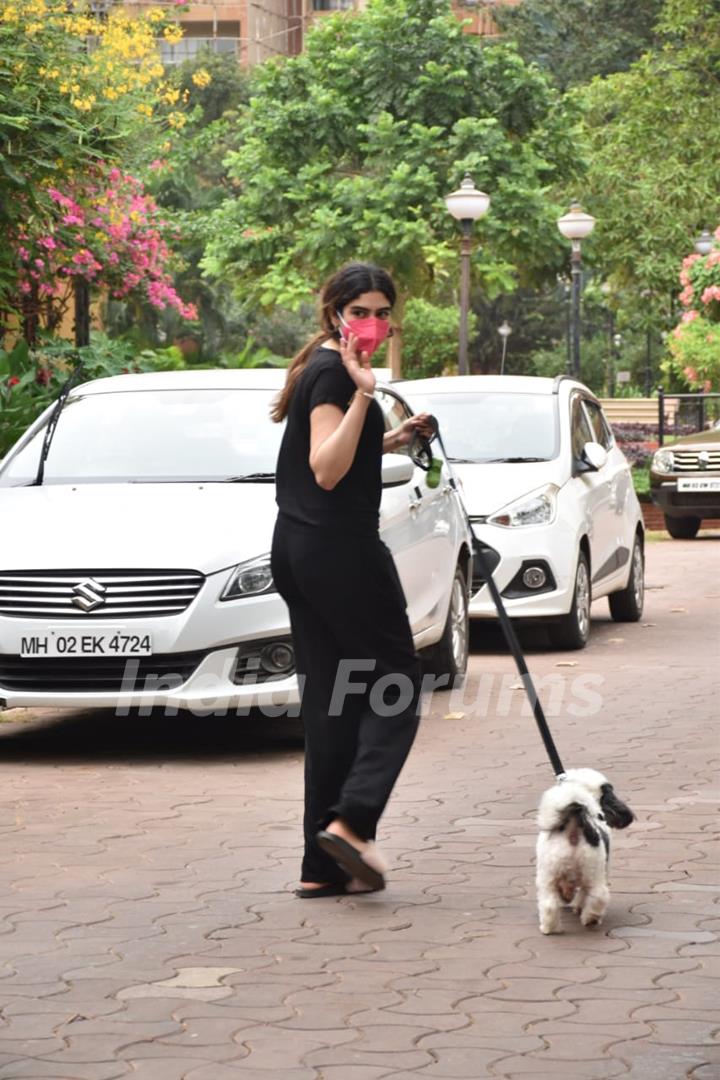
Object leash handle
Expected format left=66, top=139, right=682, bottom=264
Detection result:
left=430, top=420, right=566, bottom=779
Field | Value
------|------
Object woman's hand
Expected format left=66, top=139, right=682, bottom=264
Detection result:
left=339, top=332, right=376, bottom=396
left=392, top=413, right=435, bottom=449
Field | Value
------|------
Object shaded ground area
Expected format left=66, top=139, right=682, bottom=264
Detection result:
left=0, top=534, right=717, bottom=1079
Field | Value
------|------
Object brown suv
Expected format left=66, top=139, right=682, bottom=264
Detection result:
left=650, top=422, right=720, bottom=537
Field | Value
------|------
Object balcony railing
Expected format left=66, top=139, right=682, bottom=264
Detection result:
left=158, top=37, right=240, bottom=65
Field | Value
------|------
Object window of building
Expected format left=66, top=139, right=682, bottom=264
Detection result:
left=313, top=1, right=355, bottom=10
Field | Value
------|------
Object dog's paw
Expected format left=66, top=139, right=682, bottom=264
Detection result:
left=539, top=922, right=563, bottom=935
left=580, top=913, right=602, bottom=928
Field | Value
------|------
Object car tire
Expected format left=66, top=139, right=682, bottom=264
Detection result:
left=664, top=514, right=701, bottom=539
left=548, top=550, right=591, bottom=651
left=422, top=563, right=469, bottom=684
left=608, top=536, right=644, bottom=622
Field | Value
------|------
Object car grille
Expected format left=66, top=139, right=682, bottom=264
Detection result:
left=0, top=569, right=205, bottom=619
left=0, top=650, right=208, bottom=693
left=671, top=450, right=720, bottom=472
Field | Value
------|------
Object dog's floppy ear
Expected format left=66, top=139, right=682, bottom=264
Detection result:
left=600, top=783, right=634, bottom=829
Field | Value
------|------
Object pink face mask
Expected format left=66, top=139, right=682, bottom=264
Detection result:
left=337, top=311, right=391, bottom=357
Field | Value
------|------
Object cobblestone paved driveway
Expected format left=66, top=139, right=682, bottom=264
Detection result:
left=0, top=534, right=717, bottom=1080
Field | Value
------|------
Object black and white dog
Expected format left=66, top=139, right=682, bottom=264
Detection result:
left=535, top=768, right=634, bottom=934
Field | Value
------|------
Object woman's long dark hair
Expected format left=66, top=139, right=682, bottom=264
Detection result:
left=271, top=262, right=396, bottom=423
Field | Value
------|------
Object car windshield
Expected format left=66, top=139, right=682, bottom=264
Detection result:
left=0, top=388, right=284, bottom=486
left=403, top=391, right=559, bottom=463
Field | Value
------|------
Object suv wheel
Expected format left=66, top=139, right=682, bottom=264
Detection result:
left=548, top=550, right=591, bottom=651
left=422, top=563, right=469, bottom=684
left=609, top=536, right=644, bottom=622
left=664, top=514, right=701, bottom=539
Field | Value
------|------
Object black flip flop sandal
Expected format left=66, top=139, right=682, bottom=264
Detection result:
left=316, top=831, right=386, bottom=891
left=294, top=882, right=348, bottom=899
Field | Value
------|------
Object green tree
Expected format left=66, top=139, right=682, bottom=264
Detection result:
left=577, top=0, right=720, bottom=313
left=0, top=0, right=182, bottom=315
left=132, top=50, right=253, bottom=356
left=494, top=0, right=662, bottom=90
left=201, top=0, right=580, bottom=371
left=402, top=298, right=476, bottom=379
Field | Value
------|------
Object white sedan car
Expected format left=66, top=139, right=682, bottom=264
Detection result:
left=0, top=369, right=472, bottom=717
left=398, top=374, right=645, bottom=649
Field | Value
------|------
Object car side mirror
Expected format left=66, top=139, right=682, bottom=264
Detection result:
left=381, top=453, right=414, bottom=487
left=581, top=441, right=608, bottom=472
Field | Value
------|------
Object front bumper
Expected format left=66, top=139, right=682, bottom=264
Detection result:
left=650, top=478, right=720, bottom=518
left=0, top=573, right=300, bottom=715
left=468, top=520, right=577, bottom=620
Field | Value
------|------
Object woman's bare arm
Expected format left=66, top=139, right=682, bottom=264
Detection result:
left=309, top=394, right=372, bottom=490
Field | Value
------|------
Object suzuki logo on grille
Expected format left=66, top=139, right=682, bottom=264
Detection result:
left=71, top=577, right=107, bottom=612
left=698, top=451, right=710, bottom=470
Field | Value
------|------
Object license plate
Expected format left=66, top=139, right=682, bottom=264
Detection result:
left=20, top=629, right=153, bottom=659
left=677, top=477, right=720, bottom=492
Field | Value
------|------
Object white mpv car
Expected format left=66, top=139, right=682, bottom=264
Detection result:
left=399, top=375, right=645, bottom=649
left=0, top=370, right=472, bottom=716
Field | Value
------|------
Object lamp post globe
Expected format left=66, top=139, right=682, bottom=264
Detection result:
left=557, top=201, right=595, bottom=379
left=694, top=229, right=715, bottom=256
left=445, top=173, right=490, bottom=377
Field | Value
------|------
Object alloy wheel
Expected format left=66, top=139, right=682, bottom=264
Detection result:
left=450, top=575, right=468, bottom=673
left=575, top=559, right=591, bottom=641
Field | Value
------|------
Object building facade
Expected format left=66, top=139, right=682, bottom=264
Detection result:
left=123, top=1, right=517, bottom=68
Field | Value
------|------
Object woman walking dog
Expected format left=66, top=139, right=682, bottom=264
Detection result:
left=271, top=262, right=432, bottom=898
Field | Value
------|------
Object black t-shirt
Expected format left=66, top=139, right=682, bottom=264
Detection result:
left=275, top=347, right=385, bottom=535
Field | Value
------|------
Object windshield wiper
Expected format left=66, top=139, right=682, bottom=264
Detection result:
left=223, top=472, right=276, bottom=483
left=32, top=359, right=84, bottom=486
left=482, top=457, right=549, bottom=464
left=446, top=457, right=483, bottom=464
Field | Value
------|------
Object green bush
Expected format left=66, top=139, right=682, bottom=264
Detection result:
left=401, top=299, right=476, bottom=380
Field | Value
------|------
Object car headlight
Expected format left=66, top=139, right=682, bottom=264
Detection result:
left=488, top=485, right=558, bottom=528
left=651, top=448, right=674, bottom=474
left=220, top=555, right=276, bottom=600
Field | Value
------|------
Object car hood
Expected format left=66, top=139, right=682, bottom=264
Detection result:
left=665, top=427, right=720, bottom=449
left=0, top=483, right=278, bottom=574
left=451, top=461, right=565, bottom=516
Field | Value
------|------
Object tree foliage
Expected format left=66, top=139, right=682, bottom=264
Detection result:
left=577, top=0, right=720, bottom=311
left=494, top=0, right=663, bottom=90
left=202, top=0, right=580, bottom=316
left=0, top=0, right=184, bottom=311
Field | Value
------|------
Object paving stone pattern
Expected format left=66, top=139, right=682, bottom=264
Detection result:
left=0, top=535, right=718, bottom=1079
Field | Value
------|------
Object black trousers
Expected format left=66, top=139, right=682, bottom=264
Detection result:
left=271, top=514, right=421, bottom=883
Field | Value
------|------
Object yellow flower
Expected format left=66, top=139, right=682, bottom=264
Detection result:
left=163, top=24, right=183, bottom=45
left=192, top=69, right=212, bottom=89
left=137, top=103, right=153, bottom=117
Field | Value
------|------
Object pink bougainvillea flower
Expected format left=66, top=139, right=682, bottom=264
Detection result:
left=681, top=309, right=699, bottom=324
left=701, top=285, right=720, bottom=305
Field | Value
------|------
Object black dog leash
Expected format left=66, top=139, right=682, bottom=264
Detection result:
left=412, top=418, right=566, bottom=780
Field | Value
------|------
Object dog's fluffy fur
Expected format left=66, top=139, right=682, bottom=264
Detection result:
left=535, top=768, right=634, bottom=935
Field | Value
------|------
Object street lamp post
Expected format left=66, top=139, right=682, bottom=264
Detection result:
left=498, top=320, right=512, bottom=374
left=557, top=202, right=595, bottom=379
left=445, top=173, right=490, bottom=376
left=610, top=332, right=622, bottom=398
